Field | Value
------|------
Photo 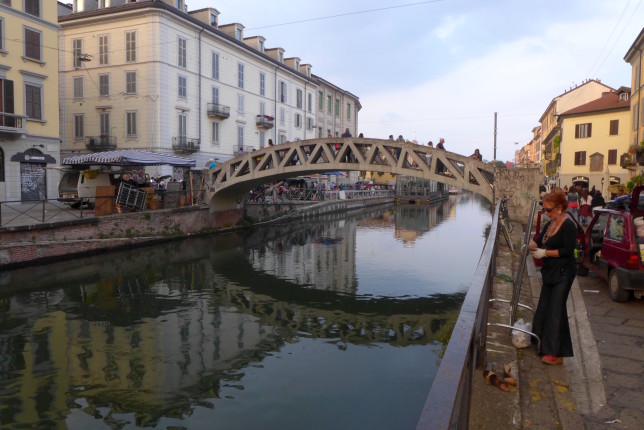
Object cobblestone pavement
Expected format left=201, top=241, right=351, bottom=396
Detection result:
left=576, top=272, right=644, bottom=429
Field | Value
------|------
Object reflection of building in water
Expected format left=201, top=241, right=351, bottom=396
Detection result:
left=394, top=199, right=454, bottom=243
left=248, top=221, right=358, bottom=294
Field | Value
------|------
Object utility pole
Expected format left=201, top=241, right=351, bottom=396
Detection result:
left=493, top=112, right=497, bottom=204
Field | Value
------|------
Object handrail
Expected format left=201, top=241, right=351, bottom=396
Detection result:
left=416, top=199, right=501, bottom=429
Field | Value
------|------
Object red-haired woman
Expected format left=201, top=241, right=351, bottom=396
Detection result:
left=528, top=190, right=577, bottom=365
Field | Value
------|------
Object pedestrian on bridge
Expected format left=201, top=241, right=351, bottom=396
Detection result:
left=528, top=190, right=577, bottom=366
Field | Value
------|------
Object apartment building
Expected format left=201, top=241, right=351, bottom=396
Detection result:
left=0, top=0, right=60, bottom=201
left=624, top=26, right=644, bottom=167
left=59, top=0, right=360, bottom=178
left=538, top=79, right=613, bottom=180
left=557, top=87, right=631, bottom=192
left=313, top=75, right=360, bottom=139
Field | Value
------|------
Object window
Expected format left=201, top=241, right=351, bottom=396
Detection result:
left=237, top=63, right=244, bottom=88
left=73, top=114, right=84, bottom=139
left=307, top=93, right=312, bottom=113
left=72, top=39, right=82, bottom=68
left=278, top=133, right=286, bottom=144
left=590, top=153, right=603, bottom=172
left=1, top=79, right=14, bottom=117
left=258, top=39, right=264, bottom=52
left=73, top=77, right=83, bottom=99
left=347, top=103, right=351, bottom=120
left=574, top=123, right=591, bottom=138
left=125, top=31, right=136, bottom=63
left=608, top=149, right=617, bottom=165
left=296, top=89, right=303, bottom=109
left=99, top=112, right=110, bottom=136
left=126, top=111, right=137, bottom=136
left=212, top=121, right=219, bottom=145
left=210, top=13, right=217, bottom=27
left=279, top=81, right=287, bottom=103
left=237, top=93, right=244, bottom=113
left=259, top=101, right=265, bottom=117
left=335, top=99, right=340, bottom=117
left=178, top=75, right=187, bottom=98
left=125, top=71, right=136, bottom=94
left=175, top=0, right=184, bottom=10
left=178, top=37, right=187, bottom=68
left=609, top=119, right=619, bottom=136
left=294, top=113, right=301, bottom=128
left=24, top=0, right=40, bottom=17
left=99, top=74, right=109, bottom=97
left=212, top=86, right=219, bottom=104
left=178, top=112, right=187, bottom=138
left=327, top=95, right=332, bottom=113
left=235, top=27, right=242, bottom=41
left=278, top=51, right=283, bottom=63
left=279, top=107, right=285, bottom=124
left=574, top=151, right=586, bottom=166
left=634, top=103, right=639, bottom=131
left=24, top=27, right=42, bottom=61
left=237, top=125, right=244, bottom=150
left=606, top=214, right=625, bottom=242
left=212, top=52, right=219, bottom=80
left=98, top=35, right=109, bottom=65
left=259, top=130, right=265, bottom=148
left=318, top=91, right=323, bottom=110
left=307, top=117, right=314, bottom=131
left=260, top=72, right=265, bottom=96
left=25, top=84, right=42, bottom=120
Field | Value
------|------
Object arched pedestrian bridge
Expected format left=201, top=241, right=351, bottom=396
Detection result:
left=206, top=137, right=495, bottom=210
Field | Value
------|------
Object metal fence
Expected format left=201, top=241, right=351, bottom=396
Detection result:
left=416, top=198, right=501, bottom=429
left=247, top=188, right=394, bottom=204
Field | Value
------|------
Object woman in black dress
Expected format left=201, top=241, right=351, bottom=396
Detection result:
left=528, top=190, right=577, bottom=365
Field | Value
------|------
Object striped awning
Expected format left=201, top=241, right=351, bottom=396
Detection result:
left=62, top=150, right=196, bottom=167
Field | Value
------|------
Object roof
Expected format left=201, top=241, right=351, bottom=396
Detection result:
left=538, top=79, right=614, bottom=122
left=624, top=26, right=644, bottom=63
left=558, top=90, right=631, bottom=118
left=62, top=150, right=196, bottom=167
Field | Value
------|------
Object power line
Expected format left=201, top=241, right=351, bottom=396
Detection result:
left=584, top=0, right=632, bottom=78
left=246, top=0, right=447, bottom=30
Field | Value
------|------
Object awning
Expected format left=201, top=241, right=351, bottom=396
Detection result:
left=572, top=176, right=589, bottom=184
left=62, top=149, right=196, bottom=167
left=609, top=176, right=621, bottom=184
left=11, top=150, right=57, bottom=164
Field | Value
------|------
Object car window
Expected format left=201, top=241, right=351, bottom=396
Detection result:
left=591, top=212, right=609, bottom=237
left=638, top=191, right=644, bottom=211
left=606, top=214, right=626, bottom=242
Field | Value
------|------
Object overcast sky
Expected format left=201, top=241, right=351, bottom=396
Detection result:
left=189, top=0, right=643, bottom=162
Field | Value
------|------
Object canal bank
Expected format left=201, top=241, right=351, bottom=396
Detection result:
left=0, top=196, right=393, bottom=269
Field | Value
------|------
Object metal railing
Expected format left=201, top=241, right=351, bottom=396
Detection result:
left=416, top=199, right=501, bottom=429
left=206, top=103, right=231, bottom=119
left=233, top=145, right=256, bottom=156
left=256, top=115, right=275, bottom=129
left=0, top=112, right=27, bottom=134
left=172, top=136, right=201, bottom=152
left=247, top=188, right=393, bottom=203
left=86, top=135, right=117, bottom=151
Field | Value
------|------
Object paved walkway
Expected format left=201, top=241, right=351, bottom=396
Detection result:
left=470, top=225, right=644, bottom=429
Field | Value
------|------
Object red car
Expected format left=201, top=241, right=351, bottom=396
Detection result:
left=578, top=185, right=644, bottom=302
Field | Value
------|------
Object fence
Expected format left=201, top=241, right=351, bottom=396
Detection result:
left=246, top=188, right=393, bottom=203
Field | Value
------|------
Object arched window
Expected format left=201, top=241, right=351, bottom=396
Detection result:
left=0, top=147, right=4, bottom=182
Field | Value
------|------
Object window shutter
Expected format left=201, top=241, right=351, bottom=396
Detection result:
left=587, top=123, right=592, bottom=137
left=575, top=124, right=579, bottom=138
left=3, top=80, right=14, bottom=113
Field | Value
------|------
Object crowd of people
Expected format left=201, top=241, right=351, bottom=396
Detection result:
left=541, top=184, right=606, bottom=226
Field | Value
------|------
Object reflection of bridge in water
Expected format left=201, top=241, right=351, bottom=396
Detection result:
left=0, top=205, right=465, bottom=426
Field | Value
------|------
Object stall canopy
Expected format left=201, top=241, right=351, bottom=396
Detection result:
left=62, top=150, right=196, bottom=167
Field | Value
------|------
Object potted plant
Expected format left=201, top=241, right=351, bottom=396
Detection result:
left=636, top=140, right=644, bottom=164
left=626, top=174, right=644, bottom=192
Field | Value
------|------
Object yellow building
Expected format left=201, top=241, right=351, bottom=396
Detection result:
left=624, top=27, right=644, bottom=171
left=0, top=0, right=60, bottom=201
left=558, top=88, right=631, bottom=194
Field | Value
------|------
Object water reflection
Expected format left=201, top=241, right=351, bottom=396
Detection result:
left=0, top=194, right=491, bottom=429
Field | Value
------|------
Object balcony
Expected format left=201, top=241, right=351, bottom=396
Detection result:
left=172, top=136, right=200, bottom=153
left=256, top=115, right=275, bottom=129
left=0, top=113, right=28, bottom=136
left=86, top=135, right=117, bottom=151
left=207, top=103, right=230, bottom=119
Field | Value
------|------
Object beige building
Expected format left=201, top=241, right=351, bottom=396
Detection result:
left=624, top=26, right=644, bottom=171
left=0, top=0, right=61, bottom=201
left=557, top=88, right=631, bottom=193
left=538, top=79, right=613, bottom=181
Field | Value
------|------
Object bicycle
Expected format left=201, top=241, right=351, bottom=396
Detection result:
left=499, top=196, right=514, bottom=251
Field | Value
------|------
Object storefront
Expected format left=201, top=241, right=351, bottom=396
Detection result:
left=572, top=175, right=589, bottom=188
left=10, top=149, right=57, bottom=201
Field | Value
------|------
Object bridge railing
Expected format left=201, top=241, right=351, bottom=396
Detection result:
left=416, top=199, right=500, bottom=429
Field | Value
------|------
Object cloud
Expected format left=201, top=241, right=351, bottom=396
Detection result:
left=434, top=15, right=467, bottom=40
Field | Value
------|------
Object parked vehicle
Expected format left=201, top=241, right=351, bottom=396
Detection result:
left=58, top=170, right=115, bottom=209
left=577, top=185, right=644, bottom=302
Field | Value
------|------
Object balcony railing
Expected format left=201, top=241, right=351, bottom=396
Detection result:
left=172, top=136, right=200, bottom=153
left=207, top=103, right=230, bottom=119
left=233, top=145, right=256, bottom=156
left=256, top=115, right=275, bottom=129
left=85, top=135, right=117, bottom=151
left=0, top=113, right=28, bottom=135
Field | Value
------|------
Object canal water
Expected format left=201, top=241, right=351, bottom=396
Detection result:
left=0, top=193, right=492, bottom=430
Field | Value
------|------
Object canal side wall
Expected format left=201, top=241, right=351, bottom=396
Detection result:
left=496, top=166, right=542, bottom=224
left=0, top=196, right=394, bottom=269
